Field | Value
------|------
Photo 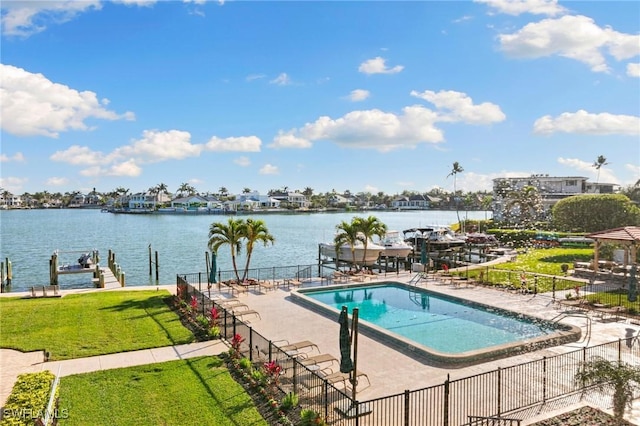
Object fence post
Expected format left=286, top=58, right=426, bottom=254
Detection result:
left=248, top=328, right=254, bottom=362
left=619, top=338, right=622, bottom=362
left=443, top=374, right=450, bottom=426
left=552, top=277, right=556, bottom=300
left=543, top=356, right=547, bottom=402
left=324, top=380, right=329, bottom=421
left=497, top=367, right=502, bottom=417
left=404, top=389, right=410, bottom=426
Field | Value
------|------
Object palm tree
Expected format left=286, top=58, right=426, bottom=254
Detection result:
left=575, top=357, right=640, bottom=424
left=592, top=155, right=609, bottom=184
left=334, top=219, right=365, bottom=271
left=353, top=216, right=387, bottom=269
left=447, top=161, right=464, bottom=231
left=240, top=219, right=275, bottom=281
left=208, top=218, right=245, bottom=282
left=178, top=182, right=195, bottom=197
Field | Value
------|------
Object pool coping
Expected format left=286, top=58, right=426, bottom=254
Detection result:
left=290, top=281, right=582, bottom=368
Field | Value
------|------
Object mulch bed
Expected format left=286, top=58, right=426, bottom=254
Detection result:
left=529, top=406, right=633, bottom=425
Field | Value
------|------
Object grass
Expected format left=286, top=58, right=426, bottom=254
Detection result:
left=57, top=356, right=268, bottom=426
left=453, top=247, right=595, bottom=292
left=494, top=247, right=594, bottom=275
left=0, top=290, right=194, bottom=360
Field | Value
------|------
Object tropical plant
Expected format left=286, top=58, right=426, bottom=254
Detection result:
left=208, top=218, right=245, bottom=282
left=353, top=215, right=387, bottom=269
left=593, top=155, right=609, bottom=184
left=334, top=219, right=365, bottom=271
left=447, top=161, right=464, bottom=230
left=240, top=219, right=275, bottom=282
left=575, top=356, right=640, bottom=424
left=230, top=333, right=245, bottom=358
left=263, top=360, right=283, bottom=389
left=238, top=357, right=252, bottom=371
left=300, top=408, right=327, bottom=426
left=279, top=391, right=299, bottom=412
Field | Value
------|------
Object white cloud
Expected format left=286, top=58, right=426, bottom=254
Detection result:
left=1, top=1, right=102, bottom=37
left=259, top=164, right=279, bottom=175
left=272, top=89, right=504, bottom=152
left=410, top=90, right=506, bottom=124
left=113, top=0, right=157, bottom=6
left=234, top=156, right=251, bottom=167
left=534, top=110, right=640, bottom=136
left=107, top=159, right=143, bottom=177
left=270, top=73, right=292, bottom=86
left=272, top=106, right=444, bottom=152
left=270, top=131, right=313, bottom=149
left=114, top=130, right=201, bottom=162
left=206, top=136, right=261, bottom=152
left=45, top=177, right=70, bottom=187
left=48, top=129, right=260, bottom=178
left=246, top=74, right=266, bottom=82
left=364, top=184, right=379, bottom=193
left=0, top=64, right=135, bottom=138
left=358, top=57, right=404, bottom=75
left=627, top=63, right=640, bottom=78
left=348, top=89, right=370, bottom=102
left=50, top=145, right=105, bottom=166
left=0, top=176, right=28, bottom=193
left=558, top=157, right=617, bottom=184
left=499, top=15, right=640, bottom=73
left=0, top=152, right=25, bottom=163
left=475, top=0, right=566, bottom=16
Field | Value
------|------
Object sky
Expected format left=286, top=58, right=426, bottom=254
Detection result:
left=1, top=0, right=639, bottom=197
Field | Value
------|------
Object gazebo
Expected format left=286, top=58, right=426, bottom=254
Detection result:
left=586, top=226, right=640, bottom=272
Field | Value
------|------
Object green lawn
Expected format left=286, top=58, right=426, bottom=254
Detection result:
left=0, top=290, right=194, bottom=360
left=494, top=247, right=594, bottom=275
left=453, top=247, right=595, bottom=292
left=57, top=356, right=267, bottom=426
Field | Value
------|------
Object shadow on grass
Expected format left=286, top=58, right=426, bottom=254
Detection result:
left=538, top=253, right=593, bottom=263
left=98, top=293, right=194, bottom=346
left=185, top=357, right=267, bottom=426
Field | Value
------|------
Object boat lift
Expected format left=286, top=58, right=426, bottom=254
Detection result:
left=49, top=249, right=100, bottom=286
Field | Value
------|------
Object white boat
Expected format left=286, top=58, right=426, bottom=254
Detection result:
left=377, top=231, right=413, bottom=258
left=319, top=240, right=385, bottom=266
left=403, top=226, right=467, bottom=251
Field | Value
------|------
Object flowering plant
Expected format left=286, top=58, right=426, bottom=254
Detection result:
left=230, top=333, right=245, bottom=358
left=209, top=306, right=220, bottom=327
left=263, top=360, right=283, bottom=389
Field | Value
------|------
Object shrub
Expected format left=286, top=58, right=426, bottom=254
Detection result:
left=1, top=371, right=56, bottom=426
left=279, top=392, right=299, bottom=413
left=208, top=326, right=221, bottom=339
left=300, top=408, right=327, bottom=426
left=238, top=357, right=252, bottom=371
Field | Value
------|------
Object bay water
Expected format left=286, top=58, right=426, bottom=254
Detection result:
left=0, top=209, right=490, bottom=292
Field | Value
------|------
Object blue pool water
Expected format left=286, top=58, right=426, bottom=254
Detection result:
left=303, top=283, right=558, bottom=354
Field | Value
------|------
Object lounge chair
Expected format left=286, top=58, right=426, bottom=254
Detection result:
left=230, top=307, right=261, bottom=321
left=277, top=340, right=319, bottom=355
left=286, top=279, right=303, bottom=289
left=300, top=353, right=338, bottom=371
left=320, top=370, right=370, bottom=389
left=258, top=280, right=277, bottom=292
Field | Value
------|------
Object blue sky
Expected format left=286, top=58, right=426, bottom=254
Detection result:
left=1, top=0, right=639, bottom=197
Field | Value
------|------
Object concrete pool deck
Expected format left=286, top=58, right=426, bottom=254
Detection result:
left=229, top=272, right=640, bottom=424
left=2, top=280, right=639, bottom=424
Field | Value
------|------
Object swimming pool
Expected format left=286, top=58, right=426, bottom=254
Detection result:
left=292, top=282, right=581, bottom=366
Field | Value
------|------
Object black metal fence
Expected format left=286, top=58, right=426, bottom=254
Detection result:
left=177, top=272, right=640, bottom=426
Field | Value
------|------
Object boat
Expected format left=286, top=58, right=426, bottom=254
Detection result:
left=465, top=232, right=499, bottom=247
left=403, top=226, right=467, bottom=252
left=319, top=240, right=385, bottom=266
left=377, top=231, right=413, bottom=258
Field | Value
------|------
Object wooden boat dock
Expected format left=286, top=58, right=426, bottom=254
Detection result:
left=49, top=249, right=126, bottom=290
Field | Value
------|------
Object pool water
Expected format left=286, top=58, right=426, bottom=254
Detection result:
left=295, top=282, right=580, bottom=364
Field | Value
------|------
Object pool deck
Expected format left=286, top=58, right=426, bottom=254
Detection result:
left=2, top=278, right=639, bottom=424
left=232, top=272, right=640, bottom=424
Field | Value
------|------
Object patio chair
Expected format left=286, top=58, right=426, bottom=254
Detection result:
left=258, top=280, right=277, bottom=292
left=230, top=306, right=261, bottom=321
left=299, top=353, right=338, bottom=371
left=320, top=370, right=370, bottom=389
left=276, top=340, right=319, bottom=356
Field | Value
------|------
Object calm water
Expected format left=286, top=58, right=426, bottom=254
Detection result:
left=0, top=209, right=490, bottom=292
left=304, top=283, right=555, bottom=353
